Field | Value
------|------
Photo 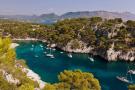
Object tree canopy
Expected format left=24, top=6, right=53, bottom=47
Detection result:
left=43, top=70, right=101, bottom=90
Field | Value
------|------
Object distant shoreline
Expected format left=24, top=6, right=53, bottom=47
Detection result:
left=13, top=38, right=47, bottom=42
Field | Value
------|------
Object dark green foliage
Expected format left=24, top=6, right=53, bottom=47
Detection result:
left=0, top=37, right=39, bottom=89
left=0, top=75, right=16, bottom=90
left=0, top=17, right=134, bottom=57
left=43, top=70, right=101, bottom=90
left=128, top=85, right=135, bottom=90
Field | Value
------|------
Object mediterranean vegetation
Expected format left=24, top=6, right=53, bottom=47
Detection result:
left=0, top=37, right=38, bottom=90
left=0, top=36, right=101, bottom=90
left=0, top=17, right=134, bottom=60
left=43, top=70, right=101, bottom=90
left=0, top=17, right=134, bottom=89
left=128, top=85, right=135, bottom=90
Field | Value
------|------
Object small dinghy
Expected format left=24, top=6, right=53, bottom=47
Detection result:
left=46, top=54, right=53, bottom=57
left=117, top=66, right=133, bottom=84
left=68, top=53, right=72, bottom=58
left=60, top=52, right=64, bottom=54
left=88, top=57, right=94, bottom=62
left=128, top=70, right=135, bottom=74
left=46, top=48, right=55, bottom=59
left=40, top=44, right=43, bottom=48
left=46, top=54, right=55, bottom=58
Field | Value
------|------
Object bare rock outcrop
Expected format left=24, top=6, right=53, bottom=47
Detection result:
left=0, top=70, right=20, bottom=85
left=58, top=40, right=93, bottom=53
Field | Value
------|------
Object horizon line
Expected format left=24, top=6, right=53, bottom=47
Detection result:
left=0, top=10, right=134, bottom=16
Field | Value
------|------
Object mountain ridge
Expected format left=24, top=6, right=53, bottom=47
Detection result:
left=1, top=11, right=135, bottom=23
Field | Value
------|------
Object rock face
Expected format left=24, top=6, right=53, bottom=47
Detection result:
left=58, top=40, right=93, bottom=53
left=10, top=43, right=19, bottom=49
left=106, top=49, right=135, bottom=61
left=13, top=38, right=135, bottom=61
left=105, top=43, right=135, bottom=61
left=118, top=50, right=135, bottom=61
left=15, top=62, right=46, bottom=89
left=57, top=40, right=135, bottom=61
left=0, top=70, right=20, bottom=85
left=22, top=68, right=46, bottom=89
left=106, top=48, right=121, bottom=61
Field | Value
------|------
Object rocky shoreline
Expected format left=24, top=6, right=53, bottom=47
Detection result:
left=12, top=38, right=135, bottom=61
left=10, top=42, right=47, bottom=89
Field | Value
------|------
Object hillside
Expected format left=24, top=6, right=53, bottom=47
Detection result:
left=1, top=11, right=135, bottom=23
left=0, top=17, right=135, bottom=61
left=60, top=11, right=135, bottom=20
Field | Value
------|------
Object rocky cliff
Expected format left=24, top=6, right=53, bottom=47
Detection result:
left=57, top=41, right=135, bottom=61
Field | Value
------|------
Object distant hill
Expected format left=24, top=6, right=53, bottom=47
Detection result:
left=60, top=11, right=135, bottom=20
left=1, top=11, right=135, bottom=24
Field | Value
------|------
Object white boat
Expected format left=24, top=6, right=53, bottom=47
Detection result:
left=128, top=70, right=135, bottom=74
left=46, top=54, right=55, bottom=59
left=60, top=52, right=64, bottom=54
left=116, top=76, right=133, bottom=84
left=88, top=57, right=94, bottom=62
left=46, top=48, right=55, bottom=58
left=46, top=54, right=54, bottom=57
left=46, top=48, right=49, bottom=50
left=68, top=53, right=72, bottom=58
left=117, top=66, right=133, bottom=84
left=40, top=44, right=43, bottom=48
left=32, top=45, right=34, bottom=47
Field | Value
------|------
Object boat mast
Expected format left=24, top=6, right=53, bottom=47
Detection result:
left=128, top=66, right=133, bottom=83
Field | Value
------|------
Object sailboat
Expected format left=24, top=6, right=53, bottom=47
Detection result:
left=40, top=44, right=43, bottom=48
left=46, top=48, right=54, bottom=58
left=88, top=56, right=94, bottom=62
left=68, top=53, right=72, bottom=58
left=128, top=70, right=135, bottom=74
left=116, top=66, right=133, bottom=84
left=60, top=52, right=64, bottom=54
left=116, top=76, right=133, bottom=83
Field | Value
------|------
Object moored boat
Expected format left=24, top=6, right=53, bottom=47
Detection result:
left=60, top=52, right=64, bottom=54
left=128, top=70, right=135, bottom=74
left=68, top=53, right=72, bottom=58
left=117, top=66, right=133, bottom=84
left=88, top=57, right=94, bottom=62
left=116, top=76, right=133, bottom=84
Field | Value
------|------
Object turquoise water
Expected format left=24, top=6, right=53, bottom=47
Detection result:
left=15, top=41, right=135, bottom=90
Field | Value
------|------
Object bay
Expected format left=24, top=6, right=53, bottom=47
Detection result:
left=15, top=41, right=135, bottom=90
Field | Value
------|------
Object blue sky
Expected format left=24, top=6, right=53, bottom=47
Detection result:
left=0, top=0, right=135, bottom=15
